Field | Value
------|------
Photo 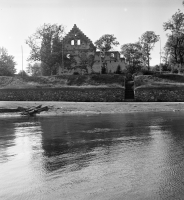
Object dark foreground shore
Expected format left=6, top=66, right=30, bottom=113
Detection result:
left=0, top=101, right=184, bottom=117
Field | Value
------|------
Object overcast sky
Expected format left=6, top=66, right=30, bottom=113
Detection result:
left=0, top=0, right=183, bottom=72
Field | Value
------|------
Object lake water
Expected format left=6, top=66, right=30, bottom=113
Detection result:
left=1, top=112, right=184, bottom=200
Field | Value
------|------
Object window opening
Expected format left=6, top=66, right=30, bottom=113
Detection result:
left=66, top=54, right=71, bottom=59
left=71, top=40, right=74, bottom=45
left=77, top=40, right=81, bottom=45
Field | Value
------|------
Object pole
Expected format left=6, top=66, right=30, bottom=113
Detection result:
left=62, top=39, right=64, bottom=74
left=100, top=51, right=102, bottom=74
left=100, top=49, right=105, bottom=74
left=160, top=37, right=161, bottom=73
left=21, top=45, right=23, bottom=76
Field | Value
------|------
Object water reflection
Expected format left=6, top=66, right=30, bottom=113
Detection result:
left=0, top=119, right=16, bottom=163
left=1, top=112, right=184, bottom=199
left=39, top=114, right=153, bottom=173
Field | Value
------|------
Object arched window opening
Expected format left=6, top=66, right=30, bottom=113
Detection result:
left=71, top=40, right=74, bottom=45
left=77, top=40, right=81, bottom=45
left=66, top=54, right=71, bottom=59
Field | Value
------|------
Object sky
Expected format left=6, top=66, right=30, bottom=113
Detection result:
left=0, top=0, right=183, bottom=72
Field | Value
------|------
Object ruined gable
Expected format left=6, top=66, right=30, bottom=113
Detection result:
left=61, top=24, right=96, bottom=74
left=63, top=24, right=96, bottom=52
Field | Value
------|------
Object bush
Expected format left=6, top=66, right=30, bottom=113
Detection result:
left=115, top=65, right=122, bottom=74
left=17, top=70, right=29, bottom=78
left=73, top=72, right=79, bottom=75
left=173, top=69, right=178, bottom=74
left=125, top=64, right=142, bottom=75
left=101, top=66, right=107, bottom=74
left=141, top=70, right=155, bottom=75
left=125, top=73, right=133, bottom=81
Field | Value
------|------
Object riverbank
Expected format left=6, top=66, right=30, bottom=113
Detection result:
left=0, top=101, right=184, bottom=117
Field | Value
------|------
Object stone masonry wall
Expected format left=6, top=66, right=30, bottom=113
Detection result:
left=135, top=87, right=184, bottom=102
left=0, top=87, right=125, bottom=102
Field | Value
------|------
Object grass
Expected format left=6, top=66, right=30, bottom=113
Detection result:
left=0, top=74, right=125, bottom=89
left=134, top=74, right=184, bottom=89
left=156, top=74, right=184, bottom=83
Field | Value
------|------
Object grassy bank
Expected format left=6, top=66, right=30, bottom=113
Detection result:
left=134, top=74, right=184, bottom=89
left=0, top=74, right=125, bottom=89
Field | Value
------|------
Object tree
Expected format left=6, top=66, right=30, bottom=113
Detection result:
left=139, top=31, right=159, bottom=70
left=152, top=65, right=160, bottom=72
left=162, top=46, right=170, bottom=65
left=121, top=42, right=144, bottom=74
left=26, top=23, right=65, bottom=75
left=163, top=9, right=184, bottom=73
left=94, top=34, right=119, bottom=52
left=94, top=34, right=119, bottom=74
left=87, top=55, right=95, bottom=70
left=0, top=47, right=16, bottom=76
left=26, top=63, right=42, bottom=76
left=163, top=9, right=184, bottom=33
left=77, top=54, right=95, bottom=74
left=165, top=34, right=184, bottom=73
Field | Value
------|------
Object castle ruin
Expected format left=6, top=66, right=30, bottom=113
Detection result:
left=59, top=24, right=125, bottom=75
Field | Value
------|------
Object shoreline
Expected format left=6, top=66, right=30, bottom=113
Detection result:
left=0, top=101, right=184, bottom=117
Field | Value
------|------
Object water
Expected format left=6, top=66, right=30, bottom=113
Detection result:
left=1, top=112, right=184, bottom=200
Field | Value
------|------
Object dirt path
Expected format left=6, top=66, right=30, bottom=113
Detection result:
left=0, top=101, right=184, bottom=117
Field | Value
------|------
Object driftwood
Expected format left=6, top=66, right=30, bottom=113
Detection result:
left=20, top=105, right=49, bottom=116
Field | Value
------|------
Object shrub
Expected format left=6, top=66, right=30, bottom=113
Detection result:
left=73, top=72, right=79, bottom=75
left=101, top=66, right=107, bottom=74
left=17, top=70, right=29, bottom=78
left=141, top=70, right=155, bottom=75
left=115, top=65, right=122, bottom=74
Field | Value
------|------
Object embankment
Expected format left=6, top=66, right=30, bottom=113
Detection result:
left=134, top=74, right=184, bottom=102
left=0, top=87, right=125, bottom=102
left=135, top=86, right=184, bottom=102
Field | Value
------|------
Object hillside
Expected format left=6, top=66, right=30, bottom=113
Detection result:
left=0, top=74, right=125, bottom=89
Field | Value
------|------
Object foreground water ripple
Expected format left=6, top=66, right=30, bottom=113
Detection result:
left=1, top=112, right=184, bottom=199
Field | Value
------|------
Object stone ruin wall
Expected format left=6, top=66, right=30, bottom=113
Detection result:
left=91, top=53, right=126, bottom=74
left=59, top=24, right=126, bottom=75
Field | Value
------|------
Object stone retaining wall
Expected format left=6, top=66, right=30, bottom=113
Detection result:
left=0, top=87, right=125, bottom=102
left=135, top=87, right=184, bottom=102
